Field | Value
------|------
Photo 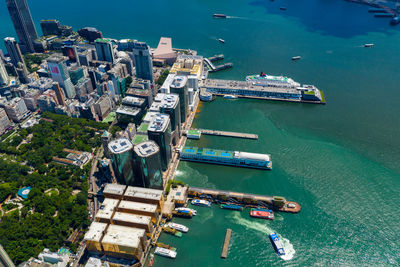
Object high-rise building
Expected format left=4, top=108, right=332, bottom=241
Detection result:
left=52, top=82, right=66, bottom=106
left=16, top=62, right=29, bottom=84
left=101, top=130, right=111, bottom=158
left=108, top=138, right=135, bottom=185
left=95, top=38, right=115, bottom=64
left=6, top=0, right=38, bottom=53
left=94, top=94, right=112, bottom=121
left=159, top=93, right=181, bottom=138
left=170, top=75, right=188, bottom=124
left=4, top=37, right=24, bottom=67
left=40, top=19, right=61, bottom=36
left=0, top=60, right=10, bottom=86
left=1, top=97, right=29, bottom=122
left=21, top=88, right=40, bottom=111
left=78, top=27, right=103, bottom=43
left=133, top=141, right=163, bottom=190
left=0, top=108, right=12, bottom=135
left=133, top=42, right=153, bottom=83
left=147, top=113, right=172, bottom=171
left=47, top=55, right=76, bottom=98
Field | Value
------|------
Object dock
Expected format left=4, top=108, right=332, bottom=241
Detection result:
left=204, top=58, right=233, bottom=73
left=221, top=229, right=232, bottom=258
left=191, top=128, right=258, bottom=140
left=208, top=54, right=224, bottom=62
left=188, top=187, right=301, bottom=213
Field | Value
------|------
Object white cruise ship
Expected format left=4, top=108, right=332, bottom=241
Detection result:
left=246, top=72, right=300, bottom=88
left=166, top=222, right=189, bottom=233
left=155, top=247, right=177, bottom=259
left=175, top=207, right=197, bottom=215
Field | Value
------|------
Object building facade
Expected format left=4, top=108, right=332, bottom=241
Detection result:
left=133, top=42, right=153, bottom=83
left=108, top=138, right=135, bottom=185
left=147, top=113, right=172, bottom=171
left=133, top=141, right=163, bottom=190
left=170, top=76, right=188, bottom=124
left=4, top=37, right=24, bottom=67
left=95, top=38, right=115, bottom=64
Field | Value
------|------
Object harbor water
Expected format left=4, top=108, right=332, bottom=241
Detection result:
left=1, top=0, right=400, bottom=265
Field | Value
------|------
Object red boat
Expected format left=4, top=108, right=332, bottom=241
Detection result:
left=250, top=208, right=274, bottom=220
left=148, top=253, right=154, bottom=267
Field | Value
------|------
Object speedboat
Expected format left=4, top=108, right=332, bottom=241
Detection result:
left=269, top=233, right=286, bottom=256
left=166, top=222, right=189, bottom=233
left=191, top=199, right=212, bottom=207
left=364, top=43, right=374, bottom=47
left=218, top=38, right=225, bottom=43
left=250, top=208, right=274, bottom=220
left=213, top=14, right=227, bottom=18
left=292, top=56, right=301, bottom=60
left=175, top=207, right=197, bottom=215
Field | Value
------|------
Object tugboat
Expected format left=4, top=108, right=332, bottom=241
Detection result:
left=175, top=207, right=197, bottom=216
left=191, top=199, right=212, bottom=207
left=213, top=14, right=227, bottom=18
left=218, top=38, right=225, bottom=43
left=166, top=222, right=189, bottom=233
left=154, top=247, right=177, bottom=259
left=269, top=233, right=286, bottom=256
left=220, top=203, right=243, bottom=210
left=250, top=208, right=274, bottom=220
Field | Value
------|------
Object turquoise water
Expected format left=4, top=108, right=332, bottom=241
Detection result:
left=2, top=0, right=400, bottom=265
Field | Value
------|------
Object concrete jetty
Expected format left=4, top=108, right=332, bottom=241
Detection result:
left=191, top=128, right=258, bottom=140
left=221, top=229, right=232, bottom=258
left=208, top=54, right=224, bottom=62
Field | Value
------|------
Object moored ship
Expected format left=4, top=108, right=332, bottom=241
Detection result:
left=220, top=203, right=243, bottom=210
left=175, top=207, right=197, bottom=215
left=250, top=208, right=274, bottom=220
left=246, top=72, right=300, bottom=88
left=191, top=199, right=212, bottom=207
left=166, top=222, right=189, bottom=233
left=269, top=233, right=286, bottom=256
left=154, top=247, right=177, bottom=259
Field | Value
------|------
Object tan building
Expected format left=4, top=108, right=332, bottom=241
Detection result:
left=169, top=55, right=203, bottom=79
left=117, top=200, right=159, bottom=223
left=84, top=222, right=107, bottom=252
left=112, top=212, right=153, bottom=234
left=101, top=224, right=146, bottom=260
left=103, top=183, right=126, bottom=199
left=95, top=198, right=119, bottom=224
left=123, top=186, right=164, bottom=210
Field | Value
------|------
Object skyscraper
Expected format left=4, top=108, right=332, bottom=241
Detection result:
left=159, top=93, right=181, bottom=142
left=0, top=60, right=10, bottom=86
left=95, top=38, right=115, bottom=64
left=6, top=0, right=38, bottom=53
left=4, top=37, right=24, bottom=67
left=170, top=75, right=189, bottom=124
left=108, top=138, right=135, bottom=185
left=47, top=55, right=76, bottom=98
left=52, top=82, right=66, bottom=106
left=133, top=42, right=153, bottom=83
left=147, top=113, right=172, bottom=171
left=133, top=141, right=163, bottom=190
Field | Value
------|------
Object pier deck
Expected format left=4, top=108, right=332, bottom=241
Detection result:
left=191, top=128, right=258, bottom=140
left=221, top=229, right=232, bottom=258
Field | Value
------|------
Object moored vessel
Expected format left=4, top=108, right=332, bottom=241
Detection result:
left=223, top=95, right=238, bottom=99
left=172, top=210, right=193, bottom=218
left=166, top=222, right=189, bottom=233
left=154, top=247, right=177, bottom=259
left=148, top=253, right=154, bottom=266
left=220, top=203, right=243, bottom=210
left=269, top=233, right=286, bottom=256
left=175, top=207, right=197, bottom=215
left=191, top=199, right=212, bottom=207
left=250, top=208, right=274, bottom=220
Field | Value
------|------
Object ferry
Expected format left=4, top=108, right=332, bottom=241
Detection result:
left=191, top=199, right=212, bottom=207
left=246, top=72, right=300, bottom=88
left=223, top=95, right=238, bottom=99
left=218, top=38, right=225, bottom=43
left=172, top=210, right=193, bottom=218
left=250, top=208, right=274, bottom=220
left=163, top=226, right=183, bottom=237
left=220, top=203, right=243, bottom=211
left=364, top=43, right=374, bottom=47
left=292, top=56, right=301, bottom=60
left=213, top=14, right=227, bottom=18
left=175, top=207, right=197, bottom=216
left=166, top=222, right=189, bottom=233
left=269, top=233, right=286, bottom=256
left=148, top=253, right=154, bottom=267
left=154, top=247, right=177, bottom=259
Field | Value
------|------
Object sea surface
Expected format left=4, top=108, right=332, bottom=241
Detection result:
left=1, top=0, right=400, bottom=266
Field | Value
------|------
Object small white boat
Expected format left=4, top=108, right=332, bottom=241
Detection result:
left=191, top=199, right=211, bottom=207
left=175, top=207, right=197, bottom=216
left=364, top=43, right=374, bottom=47
left=223, top=95, right=238, bottom=99
left=218, top=38, right=225, bottom=43
left=154, top=247, right=177, bottom=259
left=166, top=222, right=189, bottom=233
left=292, top=56, right=301, bottom=60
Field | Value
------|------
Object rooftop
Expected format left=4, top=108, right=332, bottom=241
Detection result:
left=108, top=138, right=133, bottom=154
left=103, top=184, right=126, bottom=196
left=122, top=96, right=145, bottom=107
left=113, top=212, right=152, bottom=225
left=116, top=106, right=141, bottom=116
left=95, top=38, right=113, bottom=43
left=148, top=113, right=170, bottom=133
left=133, top=141, right=159, bottom=157
left=102, top=224, right=145, bottom=248
left=160, top=94, right=179, bottom=109
left=118, top=200, right=157, bottom=214
left=137, top=122, right=149, bottom=133
left=84, top=222, right=107, bottom=242
left=181, top=146, right=271, bottom=162
left=124, top=186, right=163, bottom=201
left=142, top=111, right=159, bottom=123
left=132, top=134, right=148, bottom=145
left=96, top=198, right=119, bottom=220
left=171, top=75, right=188, bottom=89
